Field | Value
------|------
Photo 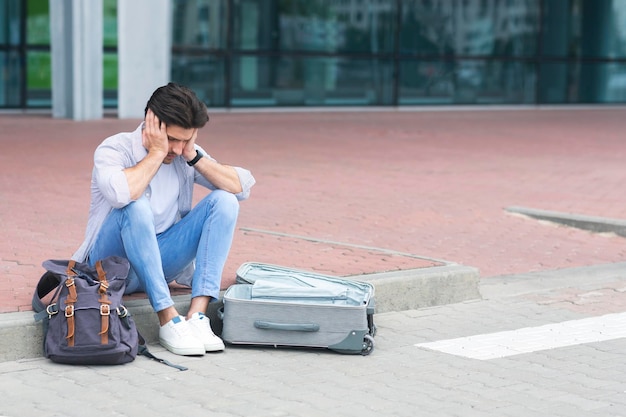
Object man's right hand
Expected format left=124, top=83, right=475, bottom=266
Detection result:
left=125, top=109, right=169, bottom=200
left=142, top=108, right=169, bottom=158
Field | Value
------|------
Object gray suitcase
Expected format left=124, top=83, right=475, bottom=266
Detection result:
left=220, top=263, right=376, bottom=355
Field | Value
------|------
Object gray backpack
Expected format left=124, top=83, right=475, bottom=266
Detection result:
left=32, top=256, right=139, bottom=365
left=33, top=256, right=188, bottom=370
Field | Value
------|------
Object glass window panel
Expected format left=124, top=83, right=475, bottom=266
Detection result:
left=400, top=0, right=540, bottom=57
left=543, top=0, right=626, bottom=59
left=0, top=0, right=4, bottom=44
left=539, top=62, right=626, bottom=104
left=103, top=0, right=117, bottom=48
left=172, top=0, right=227, bottom=49
left=0, top=50, right=22, bottom=106
left=399, top=59, right=535, bottom=105
left=171, top=54, right=226, bottom=106
left=232, top=0, right=397, bottom=54
left=577, top=0, right=626, bottom=59
left=2, top=0, right=21, bottom=45
left=26, top=50, right=50, bottom=107
left=398, top=60, right=456, bottom=104
left=230, top=55, right=394, bottom=106
left=27, top=0, right=49, bottom=45
left=103, top=52, right=118, bottom=108
left=603, top=63, right=626, bottom=102
left=608, top=1, right=626, bottom=58
left=540, top=0, right=575, bottom=57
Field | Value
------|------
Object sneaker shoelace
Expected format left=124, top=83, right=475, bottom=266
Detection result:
left=193, top=313, right=215, bottom=334
left=171, top=318, right=195, bottom=338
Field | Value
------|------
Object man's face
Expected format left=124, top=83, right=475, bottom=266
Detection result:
left=163, top=125, right=195, bottom=164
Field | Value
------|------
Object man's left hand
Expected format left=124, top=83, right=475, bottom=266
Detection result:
left=182, top=129, right=199, bottom=162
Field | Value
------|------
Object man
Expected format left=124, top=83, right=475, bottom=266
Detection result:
left=72, top=83, right=255, bottom=356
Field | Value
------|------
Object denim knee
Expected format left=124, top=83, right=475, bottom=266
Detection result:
left=205, top=190, right=240, bottom=222
left=121, top=197, right=155, bottom=230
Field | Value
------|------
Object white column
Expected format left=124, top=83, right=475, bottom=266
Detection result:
left=49, top=0, right=103, bottom=120
left=117, top=0, right=172, bottom=119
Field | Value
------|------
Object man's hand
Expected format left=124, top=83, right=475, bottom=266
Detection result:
left=124, top=109, right=170, bottom=200
left=142, top=109, right=169, bottom=158
left=182, top=128, right=199, bottom=162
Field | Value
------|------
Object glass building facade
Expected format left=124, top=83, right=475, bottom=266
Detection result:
left=2, top=0, right=626, bottom=110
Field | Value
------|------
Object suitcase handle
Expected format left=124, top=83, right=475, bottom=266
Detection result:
left=254, top=320, right=319, bottom=332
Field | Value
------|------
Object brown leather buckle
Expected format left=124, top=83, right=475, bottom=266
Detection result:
left=98, top=282, right=109, bottom=294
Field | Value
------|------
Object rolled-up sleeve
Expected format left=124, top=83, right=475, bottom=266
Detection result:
left=193, top=146, right=256, bottom=201
left=93, top=142, right=132, bottom=208
left=233, top=166, right=256, bottom=201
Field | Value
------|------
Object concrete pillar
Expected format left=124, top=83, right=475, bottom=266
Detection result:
left=117, top=0, right=172, bottom=119
left=49, top=0, right=103, bottom=120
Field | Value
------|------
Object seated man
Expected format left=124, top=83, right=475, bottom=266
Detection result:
left=72, top=83, right=255, bottom=356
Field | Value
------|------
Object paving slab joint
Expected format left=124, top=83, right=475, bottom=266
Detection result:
left=0, top=264, right=480, bottom=363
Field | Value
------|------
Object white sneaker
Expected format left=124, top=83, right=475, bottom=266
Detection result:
left=159, top=316, right=205, bottom=356
left=187, top=312, right=225, bottom=352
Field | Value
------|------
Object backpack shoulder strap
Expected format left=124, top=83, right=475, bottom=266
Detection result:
left=32, top=260, right=75, bottom=320
left=137, top=332, right=188, bottom=371
left=32, top=271, right=65, bottom=317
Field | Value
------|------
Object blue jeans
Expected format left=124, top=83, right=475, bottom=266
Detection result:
left=88, top=190, right=239, bottom=312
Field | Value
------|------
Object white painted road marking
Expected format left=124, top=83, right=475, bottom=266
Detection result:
left=415, top=312, right=626, bottom=360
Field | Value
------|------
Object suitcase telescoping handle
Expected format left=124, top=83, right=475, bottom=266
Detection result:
left=254, top=320, right=320, bottom=332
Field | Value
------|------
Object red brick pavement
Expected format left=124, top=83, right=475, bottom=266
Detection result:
left=1, top=108, right=625, bottom=313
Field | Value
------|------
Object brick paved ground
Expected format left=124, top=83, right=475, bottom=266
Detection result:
left=1, top=108, right=625, bottom=313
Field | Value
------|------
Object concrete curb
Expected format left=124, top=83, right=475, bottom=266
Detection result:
left=356, top=264, right=481, bottom=312
left=506, top=206, right=626, bottom=237
left=480, top=261, right=626, bottom=299
left=0, top=264, right=480, bottom=363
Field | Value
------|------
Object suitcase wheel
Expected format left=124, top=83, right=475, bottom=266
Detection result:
left=361, top=334, right=375, bottom=356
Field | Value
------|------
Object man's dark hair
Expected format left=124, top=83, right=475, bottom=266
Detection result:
left=144, top=83, right=209, bottom=129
